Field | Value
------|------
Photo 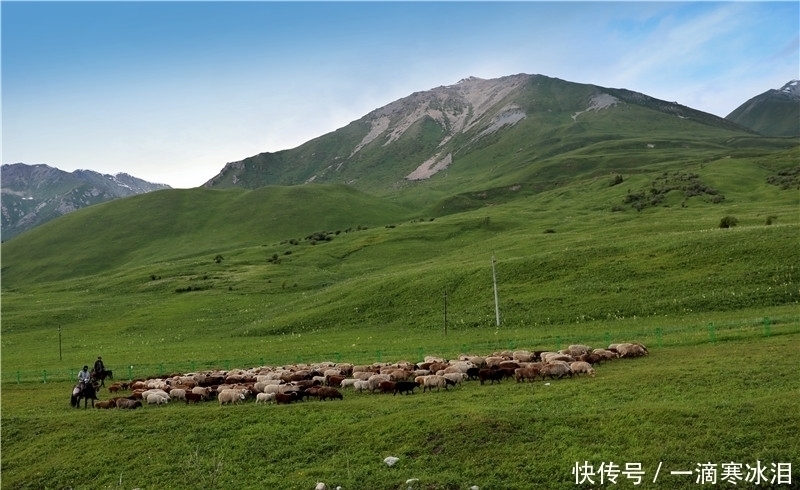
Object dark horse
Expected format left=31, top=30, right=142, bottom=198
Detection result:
left=91, top=368, right=113, bottom=387
left=71, top=381, right=99, bottom=408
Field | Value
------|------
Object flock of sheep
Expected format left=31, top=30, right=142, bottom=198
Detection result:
left=95, top=342, right=648, bottom=409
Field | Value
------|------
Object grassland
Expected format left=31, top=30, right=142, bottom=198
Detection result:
left=1, top=145, right=799, bottom=489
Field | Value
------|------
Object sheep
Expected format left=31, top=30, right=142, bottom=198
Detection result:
left=570, top=361, right=596, bottom=377
left=115, top=398, right=142, bottom=409
left=564, top=344, right=592, bottom=357
left=94, top=399, right=116, bottom=409
left=514, top=367, right=539, bottom=383
left=184, top=392, right=204, bottom=404
left=442, top=372, right=467, bottom=386
left=218, top=388, right=246, bottom=405
left=484, top=356, right=505, bottom=368
left=393, top=381, right=419, bottom=395
left=326, top=375, right=346, bottom=387
left=339, top=378, right=358, bottom=389
left=593, top=349, right=619, bottom=360
left=378, top=381, right=396, bottom=394
left=352, top=380, right=371, bottom=393
left=146, top=393, right=170, bottom=406
left=256, top=392, right=276, bottom=404
left=578, top=353, right=603, bottom=366
left=169, top=388, right=187, bottom=401
left=478, top=368, right=504, bottom=385
left=315, top=387, right=343, bottom=401
left=191, top=386, right=212, bottom=400
left=422, top=375, right=448, bottom=392
left=616, top=343, right=648, bottom=358
left=540, top=363, right=572, bottom=379
left=512, top=351, right=535, bottom=362
left=274, top=392, right=298, bottom=404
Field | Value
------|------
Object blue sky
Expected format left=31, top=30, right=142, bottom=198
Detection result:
left=3, top=2, right=798, bottom=188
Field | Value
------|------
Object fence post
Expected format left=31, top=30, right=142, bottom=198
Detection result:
left=763, top=317, right=771, bottom=337
left=707, top=323, right=717, bottom=344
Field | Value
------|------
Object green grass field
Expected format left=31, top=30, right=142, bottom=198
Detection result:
left=2, top=147, right=799, bottom=489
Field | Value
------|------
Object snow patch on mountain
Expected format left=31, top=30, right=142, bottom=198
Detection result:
left=779, top=80, right=800, bottom=98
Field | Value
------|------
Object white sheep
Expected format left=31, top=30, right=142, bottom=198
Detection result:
left=218, top=388, right=246, bottom=405
left=422, top=375, right=448, bottom=392
left=169, top=388, right=186, bottom=401
left=353, top=380, right=371, bottom=392
left=146, top=393, right=169, bottom=406
left=442, top=372, right=467, bottom=386
left=570, top=361, right=596, bottom=377
left=255, top=392, right=275, bottom=404
left=339, top=378, right=358, bottom=389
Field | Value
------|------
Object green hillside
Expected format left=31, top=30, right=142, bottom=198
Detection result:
left=2, top=74, right=799, bottom=489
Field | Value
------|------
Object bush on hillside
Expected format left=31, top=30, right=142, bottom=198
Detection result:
left=766, top=215, right=778, bottom=225
left=719, top=216, right=738, bottom=228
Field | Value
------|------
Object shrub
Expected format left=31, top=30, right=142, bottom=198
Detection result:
left=719, top=216, right=738, bottom=228
left=766, top=215, right=778, bottom=225
left=609, top=174, right=624, bottom=186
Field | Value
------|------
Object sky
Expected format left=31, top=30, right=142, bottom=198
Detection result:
left=2, top=2, right=798, bottom=189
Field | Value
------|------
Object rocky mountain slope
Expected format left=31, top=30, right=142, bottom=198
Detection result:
left=1, top=163, right=170, bottom=240
left=726, top=80, right=800, bottom=137
left=204, top=73, right=753, bottom=194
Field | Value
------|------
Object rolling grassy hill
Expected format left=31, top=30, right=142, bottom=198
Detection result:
left=1, top=74, right=798, bottom=489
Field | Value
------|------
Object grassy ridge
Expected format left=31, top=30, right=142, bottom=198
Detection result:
left=1, top=138, right=798, bottom=488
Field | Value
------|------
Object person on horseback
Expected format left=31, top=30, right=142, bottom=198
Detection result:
left=78, top=365, right=91, bottom=390
left=94, top=356, right=105, bottom=377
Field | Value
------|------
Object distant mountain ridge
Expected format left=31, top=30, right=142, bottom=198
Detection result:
left=204, top=73, right=755, bottom=194
left=726, top=80, right=800, bottom=137
left=1, top=163, right=170, bottom=240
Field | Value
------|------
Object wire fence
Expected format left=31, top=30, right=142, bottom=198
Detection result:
left=3, top=316, right=795, bottom=385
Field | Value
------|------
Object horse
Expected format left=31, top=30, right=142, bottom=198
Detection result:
left=71, top=381, right=100, bottom=408
left=91, top=369, right=113, bottom=387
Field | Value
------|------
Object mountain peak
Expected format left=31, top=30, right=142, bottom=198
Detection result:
left=779, top=79, right=800, bottom=98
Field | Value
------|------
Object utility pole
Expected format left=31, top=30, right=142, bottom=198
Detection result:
left=492, top=254, right=500, bottom=326
left=443, top=287, right=448, bottom=336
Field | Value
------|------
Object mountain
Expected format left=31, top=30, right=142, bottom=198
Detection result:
left=204, top=73, right=756, bottom=196
left=1, top=163, right=171, bottom=240
left=726, top=80, right=800, bottom=137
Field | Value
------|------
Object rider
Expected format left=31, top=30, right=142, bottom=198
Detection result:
left=78, top=365, right=91, bottom=390
left=93, top=356, right=105, bottom=377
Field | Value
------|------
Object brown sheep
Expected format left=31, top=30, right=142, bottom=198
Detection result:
left=378, top=381, right=396, bottom=394
left=315, top=387, right=343, bottom=401
left=514, top=367, right=539, bottom=383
